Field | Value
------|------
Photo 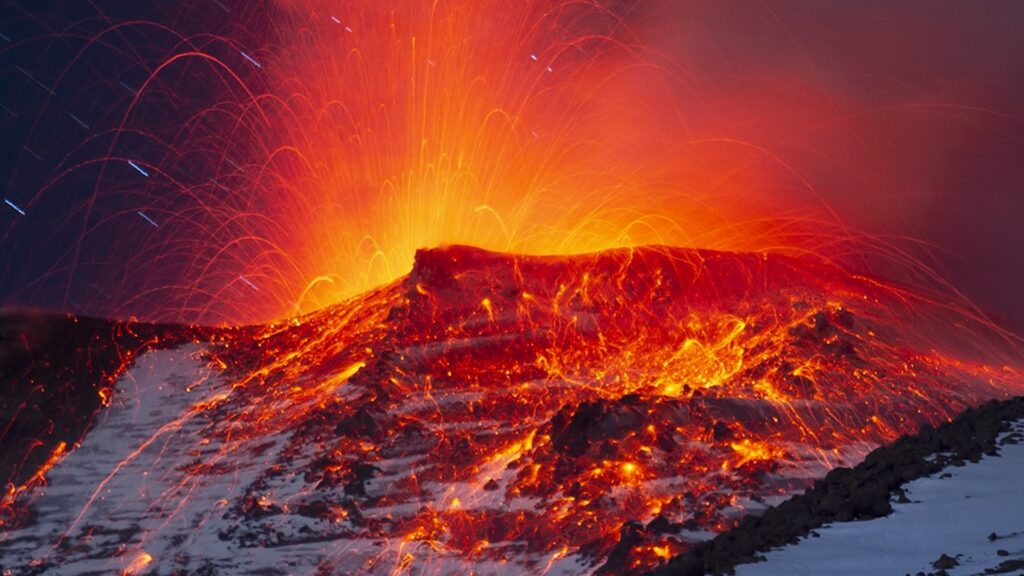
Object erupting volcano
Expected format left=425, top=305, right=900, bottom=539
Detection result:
left=2, top=1, right=1024, bottom=575
left=2, top=245, right=1021, bottom=574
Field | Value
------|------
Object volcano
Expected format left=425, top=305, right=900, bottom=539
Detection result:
left=1, top=245, right=1021, bottom=575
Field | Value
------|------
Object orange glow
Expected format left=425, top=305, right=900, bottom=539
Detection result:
left=0, top=442, right=66, bottom=528
left=729, top=439, right=787, bottom=468
left=98, top=387, right=114, bottom=407
left=259, top=0, right=681, bottom=313
left=109, top=0, right=868, bottom=324
left=122, top=551, right=153, bottom=576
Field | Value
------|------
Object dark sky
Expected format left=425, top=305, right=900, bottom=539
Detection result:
left=1, top=1, right=1023, bottom=328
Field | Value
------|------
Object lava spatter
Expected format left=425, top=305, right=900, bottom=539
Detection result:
left=2, top=245, right=1022, bottom=575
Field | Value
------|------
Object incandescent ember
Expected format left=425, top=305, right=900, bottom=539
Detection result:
left=2, top=245, right=1022, bottom=575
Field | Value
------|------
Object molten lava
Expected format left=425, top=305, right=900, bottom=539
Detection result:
left=3, top=245, right=1019, bottom=574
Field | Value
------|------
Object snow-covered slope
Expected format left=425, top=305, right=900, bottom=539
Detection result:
left=737, top=419, right=1024, bottom=576
left=6, top=355, right=1023, bottom=576
left=0, top=345, right=230, bottom=574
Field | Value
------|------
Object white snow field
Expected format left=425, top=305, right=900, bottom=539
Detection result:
left=738, top=419, right=1024, bottom=576
left=0, top=345, right=231, bottom=574
left=5, top=343, right=1021, bottom=576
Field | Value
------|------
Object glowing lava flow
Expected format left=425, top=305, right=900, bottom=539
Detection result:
left=2, top=245, right=1020, bottom=575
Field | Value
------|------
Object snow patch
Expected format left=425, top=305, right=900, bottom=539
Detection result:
left=737, top=419, right=1024, bottom=576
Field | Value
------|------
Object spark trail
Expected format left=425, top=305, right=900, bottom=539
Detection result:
left=0, top=0, right=910, bottom=323
left=1, top=245, right=1021, bottom=574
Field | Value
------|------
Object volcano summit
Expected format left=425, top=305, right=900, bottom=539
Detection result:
left=1, top=245, right=1021, bottom=575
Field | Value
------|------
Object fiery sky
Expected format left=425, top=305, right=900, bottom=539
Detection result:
left=0, top=1, right=1022, bottom=327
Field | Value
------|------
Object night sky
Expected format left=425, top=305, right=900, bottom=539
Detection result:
left=2, top=1, right=1024, bottom=328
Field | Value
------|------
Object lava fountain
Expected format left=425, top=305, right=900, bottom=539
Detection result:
left=2, top=0, right=885, bottom=323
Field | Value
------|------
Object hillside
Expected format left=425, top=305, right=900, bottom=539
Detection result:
left=1, top=245, right=1021, bottom=575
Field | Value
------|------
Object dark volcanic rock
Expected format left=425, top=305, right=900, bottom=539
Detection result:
left=649, top=396, right=1024, bottom=576
left=550, top=397, right=647, bottom=458
left=599, top=522, right=648, bottom=575
left=932, top=553, right=959, bottom=570
left=343, top=461, right=381, bottom=497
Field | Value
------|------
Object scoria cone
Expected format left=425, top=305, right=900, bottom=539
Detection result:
left=1, top=245, right=1021, bottom=575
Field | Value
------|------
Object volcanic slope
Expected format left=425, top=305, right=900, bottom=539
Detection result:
left=1, top=245, right=1021, bottom=575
